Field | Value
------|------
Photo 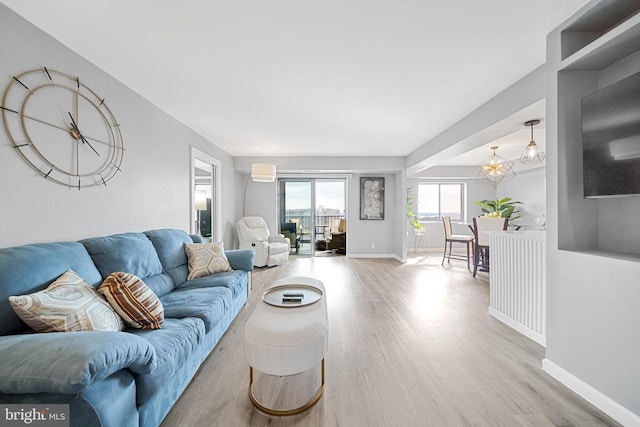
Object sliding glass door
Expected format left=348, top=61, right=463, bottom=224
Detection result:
left=279, top=180, right=313, bottom=255
left=279, top=178, right=346, bottom=256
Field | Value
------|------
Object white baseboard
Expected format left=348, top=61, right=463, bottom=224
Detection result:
left=542, top=359, right=640, bottom=427
left=488, top=307, right=546, bottom=347
left=347, top=253, right=398, bottom=259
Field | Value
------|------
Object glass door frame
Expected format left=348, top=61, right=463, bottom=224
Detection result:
left=278, top=176, right=347, bottom=256
left=190, top=147, right=221, bottom=242
left=279, top=178, right=316, bottom=256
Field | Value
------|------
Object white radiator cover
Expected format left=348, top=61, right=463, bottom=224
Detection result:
left=489, top=231, right=546, bottom=347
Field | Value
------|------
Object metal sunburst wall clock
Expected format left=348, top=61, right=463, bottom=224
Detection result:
left=1, top=67, right=124, bottom=189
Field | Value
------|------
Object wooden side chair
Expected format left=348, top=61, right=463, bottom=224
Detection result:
left=471, top=216, right=508, bottom=277
left=441, top=216, right=474, bottom=269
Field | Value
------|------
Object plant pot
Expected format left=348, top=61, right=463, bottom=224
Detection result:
left=413, top=228, right=426, bottom=236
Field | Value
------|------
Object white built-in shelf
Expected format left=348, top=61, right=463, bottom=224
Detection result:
left=560, top=248, right=640, bottom=263
left=561, top=12, right=640, bottom=71
left=561, top=0, right=640, bottom=59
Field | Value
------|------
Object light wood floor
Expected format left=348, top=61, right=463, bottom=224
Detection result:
left=161, top=253, right=619, bottom=427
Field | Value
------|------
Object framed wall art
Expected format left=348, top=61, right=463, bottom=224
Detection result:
left=360, top=177, right=384, bottom=220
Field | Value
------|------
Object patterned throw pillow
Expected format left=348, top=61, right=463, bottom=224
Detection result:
left=98, top=272, right=164, bottom=329
left=184, top=242, right=233, bottom=280
left=9, top=269, right=124, bottom=333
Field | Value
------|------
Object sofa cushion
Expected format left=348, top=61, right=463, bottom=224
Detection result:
left=81, top=233, right=174, bottom=297
left=0, top=331, right=156, bottom=394
left=0, top=242, right=103, bottom=336
left=138, top=273, right=175, bottom=299
left=81, top=233, right=163, bottom=279
left=184, top=242, right=232, bottom=280
left=160, top=287, right=231, bottom=332
left=9, top=270, right=123, bottom=333
left=127, top=317, right=204, bottom=404
left=98, top=272, right=164, bottom=329
left=144, top=229, right=193, bottom=286
left=178, top=270, right=247, bottom=298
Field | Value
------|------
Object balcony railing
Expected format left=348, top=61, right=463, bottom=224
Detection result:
left=283, top=214, right=344, bottom=241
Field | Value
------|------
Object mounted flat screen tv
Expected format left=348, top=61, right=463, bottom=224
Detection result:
left=582, top=70, right=640, bottom=198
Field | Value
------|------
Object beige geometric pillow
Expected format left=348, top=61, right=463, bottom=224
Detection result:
left=184, top=242, right=233, bottom=280
left=98, top=272, right=164, bottom=329
left=9, top=269, right=124, bottom=333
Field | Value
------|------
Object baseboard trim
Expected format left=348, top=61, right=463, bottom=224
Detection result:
left=542, top=359, right=640, bottom=427
left=348, top=253, right=398, bottom=259
left=488, top=307, right=546, bottom=347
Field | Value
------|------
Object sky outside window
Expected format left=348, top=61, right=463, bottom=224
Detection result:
left=285, top=180, right=345, bottom=213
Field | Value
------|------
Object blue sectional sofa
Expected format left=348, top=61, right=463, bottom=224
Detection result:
left=0, top=229, right=254, bottom=427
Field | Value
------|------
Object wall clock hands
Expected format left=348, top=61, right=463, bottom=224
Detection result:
left=2, top=106, right=114, bottom=149
left=2, top=105, right=72, bottom=133
left=80, top=134, right=100, bottom=156
left=75, top=77, right=80, bottom=127
left=68, top=112, right=100, bottom=156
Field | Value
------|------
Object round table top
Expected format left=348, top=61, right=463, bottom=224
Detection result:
left=262, top=284, right=323, bottom=308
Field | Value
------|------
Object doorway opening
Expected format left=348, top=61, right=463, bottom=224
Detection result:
left=191, top=147, right=221, bottom=242
left=278, top=178, right=346, bottom=256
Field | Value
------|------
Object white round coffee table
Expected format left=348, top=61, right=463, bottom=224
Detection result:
left=244, top=276, right=328, bottom=416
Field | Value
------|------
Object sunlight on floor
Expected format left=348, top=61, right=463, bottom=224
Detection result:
left=403, top=251, right=479, bottom=322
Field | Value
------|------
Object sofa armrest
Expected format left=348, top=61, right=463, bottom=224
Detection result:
left=225, top=249, right=255, bottom=271
left=0, top=332, right=156, bottom=395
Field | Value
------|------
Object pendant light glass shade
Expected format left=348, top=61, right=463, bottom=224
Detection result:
left=478, top=146, right=515, bottom=187
left=519, top=119, right=545, bottom=164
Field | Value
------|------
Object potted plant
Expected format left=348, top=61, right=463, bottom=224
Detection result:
left=475, top=197, right=522, bottom=220
left=406, top=189, right=425, bottom=235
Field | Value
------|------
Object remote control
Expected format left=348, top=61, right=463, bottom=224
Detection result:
left=283, top=292, right=304, bottom=298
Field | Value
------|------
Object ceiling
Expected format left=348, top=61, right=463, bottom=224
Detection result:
left=1, top=0, right=589, bottom=163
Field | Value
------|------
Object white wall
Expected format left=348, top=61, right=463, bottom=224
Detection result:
left=497, top=168, right=546, bottom=225
left=0, top=5, right=237, bottom=249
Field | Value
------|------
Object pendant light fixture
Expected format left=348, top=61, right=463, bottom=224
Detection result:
left=478, top=146, right=515, bottom=187
left=519, top=119, right=545, bottom=164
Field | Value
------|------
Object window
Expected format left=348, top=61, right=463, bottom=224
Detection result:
left=417, top=183, right=465, bottom=221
